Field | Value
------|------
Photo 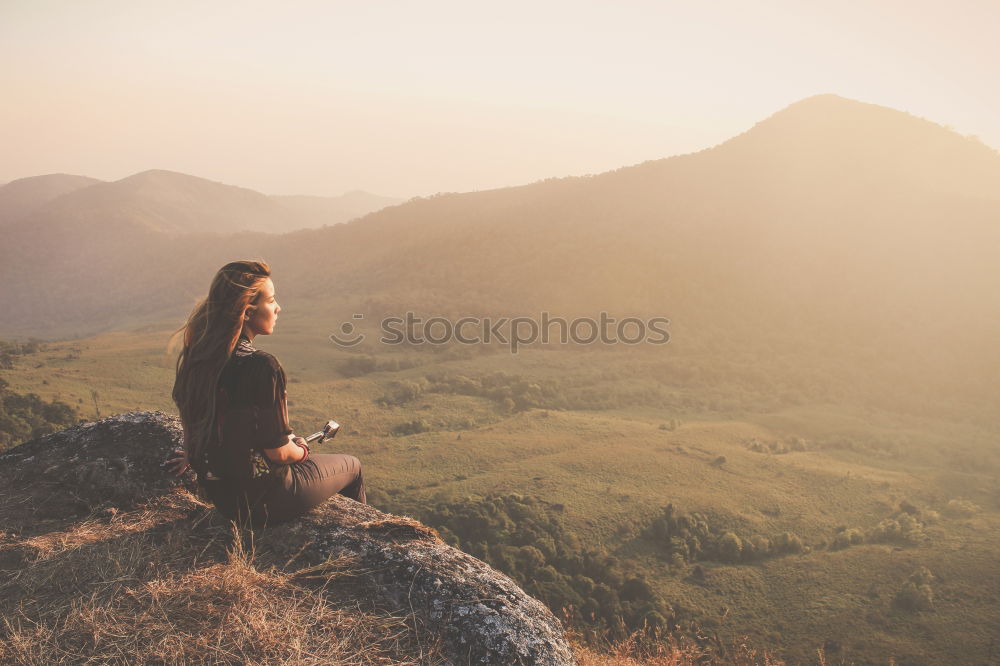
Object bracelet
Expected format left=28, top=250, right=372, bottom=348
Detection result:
left=297, top=440, right=310, bottom=461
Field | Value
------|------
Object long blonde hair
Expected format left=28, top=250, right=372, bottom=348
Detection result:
left=171, top=260, right=271, bottom=471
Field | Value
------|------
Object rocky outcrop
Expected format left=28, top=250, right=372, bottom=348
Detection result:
left=0, top=412, right=576, bottom=665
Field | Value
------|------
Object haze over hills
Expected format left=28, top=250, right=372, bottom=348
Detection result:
left=273, top=191, right=403, bottom=229
left=0, top=170, right=401, bottom=334
left=3, top=94, right=999, bottom=401
left=271, top=95, right=1000, bottom=369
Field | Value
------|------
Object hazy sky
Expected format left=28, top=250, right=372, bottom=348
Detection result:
left=2, top=0, right=998, bottom=198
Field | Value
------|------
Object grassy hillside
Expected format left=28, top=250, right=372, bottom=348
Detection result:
left=3, top=323, right=997, bottom=664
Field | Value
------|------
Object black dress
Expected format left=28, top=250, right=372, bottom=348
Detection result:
left=200, top=335, right=366, bottom=527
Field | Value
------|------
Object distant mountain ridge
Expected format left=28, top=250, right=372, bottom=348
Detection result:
left=0, top=169, right=403, bottom=236
left=0, top=173, right=103, bottom=227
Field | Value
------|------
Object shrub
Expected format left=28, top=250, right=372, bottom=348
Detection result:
left=647, top=504, right=804, bottom=564
left=381, top=492, right=672, bottom=640
left=831, top=528, right=865, bottom=550
left=868, top=512, right=925, bottom=545
left=340, top=355, right=377, bottom=377
left=1, top=382, right=80, bottom=452
left=894, top=568, right=934, bottom=611
left=773, top=532, right=804, bottom=554
left=944, top=499, right=979, bottom=517
left=717, top=532, right=743, bottom=562
left=390, top=419, right=429, bottom=436
left=748, top=535, right=771, bottom=559
left=376, top=380, right=426, bottom=406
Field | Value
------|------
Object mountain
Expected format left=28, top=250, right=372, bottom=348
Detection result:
left=0, top=173, right=103, bottom=227
left=721, top=93, right=1000, bottom=202
left=0, top=170, right=404, bottom=338
left=241, top=93, right=1000, bottom=416
left=272, top=94, right=1000, bottom=336
left=3, top=95, right=999, bottom=389
left=3, top=169, right=402, bottom=239
left=21, top=169, right=309, bottom=236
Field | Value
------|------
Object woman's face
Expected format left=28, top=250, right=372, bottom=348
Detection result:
left=244, top=278, right=280, bottom=338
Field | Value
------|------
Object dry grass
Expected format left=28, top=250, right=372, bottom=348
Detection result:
left=0, top=483, right=860, bottom=665
left=0, top=477, right=880, bottom=666
left=570, top=630, right=784, bottom=666
left=570, top=630, right=901, bottom=665
left=0, top=488, right=445, bottom=665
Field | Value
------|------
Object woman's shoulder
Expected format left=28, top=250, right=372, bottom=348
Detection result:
left=226, top=348, right=284, bottom=377
left=245, top=349, right=284, bottom=372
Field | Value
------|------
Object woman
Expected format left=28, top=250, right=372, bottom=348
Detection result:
left=169, top=260, right=365, bottom=527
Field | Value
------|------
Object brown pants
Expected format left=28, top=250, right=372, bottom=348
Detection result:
left=203, top=453, right=366, bottom=528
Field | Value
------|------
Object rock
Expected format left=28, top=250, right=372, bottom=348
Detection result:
left=0, top=411, right=576, bottom=665
left=0, top=411, right=194, bottom=513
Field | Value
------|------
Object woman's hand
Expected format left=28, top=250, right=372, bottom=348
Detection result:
left=163, top=447, right=191, bottom=476
left=293, top=435, right=310, bottom=460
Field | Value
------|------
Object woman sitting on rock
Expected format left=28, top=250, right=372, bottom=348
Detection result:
left=168, top=259, right=365, bottom=527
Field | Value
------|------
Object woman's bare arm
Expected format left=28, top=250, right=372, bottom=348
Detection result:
left=263, top=434, right=307, bottom=464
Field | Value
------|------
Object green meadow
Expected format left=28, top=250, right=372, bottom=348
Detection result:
left=4, top=319, right=999, bottom=665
